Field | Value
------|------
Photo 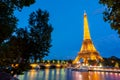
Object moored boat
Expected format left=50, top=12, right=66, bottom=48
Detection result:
left=71, top=66, right=89, bottom=72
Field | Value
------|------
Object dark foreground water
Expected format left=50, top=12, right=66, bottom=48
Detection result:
left=17, top=68, right=120, bottom=80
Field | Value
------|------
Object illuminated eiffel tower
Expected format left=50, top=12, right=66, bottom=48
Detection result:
left=73, top=12, right=103, bottom=64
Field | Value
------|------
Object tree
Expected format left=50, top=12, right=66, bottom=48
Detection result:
left=0, top=0, right=35, bottom=44
left=0, top=0, right=53, bottom=77
left=0, top=8, right=53, bottom=76
left=0, top=0, right=35, bottom=11
left=99, top=0, right=120, bottom=35
left=9, top=28, right=31, bottom=62
left=0, top=2, right=17, bottom=44
left=0, top=28, right=32, bottom=76
left=0, top=0, right=36, bottom=76
left=29, top=9, right=53, bottom=62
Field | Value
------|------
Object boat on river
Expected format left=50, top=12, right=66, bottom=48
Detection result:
left=69, top=66, right=89, bottom=72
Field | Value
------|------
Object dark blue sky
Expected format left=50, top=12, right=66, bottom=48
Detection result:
left=15, top=0, right=120, bottom=60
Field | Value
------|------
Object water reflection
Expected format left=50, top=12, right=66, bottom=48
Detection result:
left=18, top=69, right=120, bottom=80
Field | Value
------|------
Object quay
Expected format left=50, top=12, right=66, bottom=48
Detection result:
left=88, top=68, right=120, bottom=73
left=70, top=66, right=120, bottom=73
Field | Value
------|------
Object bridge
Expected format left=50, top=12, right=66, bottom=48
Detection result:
left=30, top=63, right=68, bottom=69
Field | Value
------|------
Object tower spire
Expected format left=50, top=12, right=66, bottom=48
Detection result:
left=83, top=12, right=91, bottom=40
left=84, top=10, right=86, bottom=15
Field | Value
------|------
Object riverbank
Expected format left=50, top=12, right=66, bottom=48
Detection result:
left=0, top=72, right=19, bottom=80
left=69, top=66, right=120, bottom=73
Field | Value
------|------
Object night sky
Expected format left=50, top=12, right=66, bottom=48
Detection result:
left=15, top=0, right=120, bottom=60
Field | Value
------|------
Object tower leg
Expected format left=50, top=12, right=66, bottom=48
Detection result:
left=72, top=56, right=80, bottom=64
left=84, top=58, right=88, bottom=65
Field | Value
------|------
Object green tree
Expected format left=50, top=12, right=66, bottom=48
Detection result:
left=29, top=9, right=53, bottom=62
left=99, top=0, right=120, bottom=35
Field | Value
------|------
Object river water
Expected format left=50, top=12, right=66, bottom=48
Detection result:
left=17, top=68, right=120, bottom=80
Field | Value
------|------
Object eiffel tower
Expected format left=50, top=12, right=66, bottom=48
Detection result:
left=73, top=12, right=103, bottom=64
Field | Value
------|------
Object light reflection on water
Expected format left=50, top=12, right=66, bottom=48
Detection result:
left=18, top=69, right=120, bottom=80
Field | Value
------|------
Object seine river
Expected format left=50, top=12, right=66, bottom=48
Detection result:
left=17, top=68, right=120, bottom=80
